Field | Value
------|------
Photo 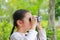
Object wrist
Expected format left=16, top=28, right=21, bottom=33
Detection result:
left=37, top=26, right=42, bottom=31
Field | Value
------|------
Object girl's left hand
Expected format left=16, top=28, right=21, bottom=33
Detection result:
left=36, top=22, right=42, bottom=31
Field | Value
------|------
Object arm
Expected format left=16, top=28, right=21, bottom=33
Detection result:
left=38, top=28, right=47, bottom=40
left=37, top=22, right=47, bottom=40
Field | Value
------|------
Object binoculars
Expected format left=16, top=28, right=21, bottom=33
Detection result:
left=29, top=16, right=42, bottom=22
left=36, top=16, right=42, bottom=22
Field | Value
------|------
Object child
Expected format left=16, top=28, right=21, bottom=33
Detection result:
left=10, top=9, right=47, bottom=40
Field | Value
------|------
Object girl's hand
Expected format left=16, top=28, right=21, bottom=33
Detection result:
left=36, top=22, right=42, bottom=31
left=30, top=16, right=37, bottom=30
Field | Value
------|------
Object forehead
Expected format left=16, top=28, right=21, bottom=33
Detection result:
left=25, top=12, right=32, bottom=18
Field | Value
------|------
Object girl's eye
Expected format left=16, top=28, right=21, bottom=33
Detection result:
left=29, top=18, right=31, bottom=22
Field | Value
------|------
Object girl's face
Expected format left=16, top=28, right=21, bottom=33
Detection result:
left=22, top=12, right=32, bottom=31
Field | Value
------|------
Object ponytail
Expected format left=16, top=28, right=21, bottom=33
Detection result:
left=10, top=21, right=16, bottom=37
left=10, top=26, right=15, bottom=36
left=9, top=25, right=15, bottom=40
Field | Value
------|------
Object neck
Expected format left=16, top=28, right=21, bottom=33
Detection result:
left=17, top=27, right=27, bottom=33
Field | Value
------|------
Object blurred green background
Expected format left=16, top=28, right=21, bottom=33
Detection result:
left=0, top=0, right=60, bottom=40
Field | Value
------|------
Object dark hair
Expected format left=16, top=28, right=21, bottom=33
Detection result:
left=10, top=9, right=29, bottom=36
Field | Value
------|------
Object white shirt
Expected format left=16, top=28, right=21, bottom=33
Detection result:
left=10, top=29, right=47, bottom=40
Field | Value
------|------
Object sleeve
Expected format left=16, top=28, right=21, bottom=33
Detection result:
left=38, top=28, right=47, bottom=40
left=10, top=30, right=38, bottom=40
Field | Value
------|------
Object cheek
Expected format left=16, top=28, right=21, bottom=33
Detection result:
left=28, top=22, right=31, bottom=26
left=25, top=21, right=31, bottom=26
left=28, top=23, right=32, bottom=28
left=23, top=20, right=31, bottom=29
left=25, top=22, right=31, bottom=29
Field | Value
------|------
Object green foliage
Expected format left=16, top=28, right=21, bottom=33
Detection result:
left=41, top=20, right=48, bottom=28
left=41, top=20, right=53, bottom=40
left=0, top=0, right=60, bottom=40
left=46, top=28, right=54, bottom=40
left=0, top=19, right=12, bottom=40
left=56, top=28, right=60, bottom=40
left=55, top=0, right=60, bottom=19
left=41, top=14, right=49, bottom=20
left=41, top=20, right=60, bottom=40
left=0, top=0, right=44, bottom=40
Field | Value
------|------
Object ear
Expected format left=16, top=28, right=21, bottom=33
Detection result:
left=16, top=20, right=23, bottom=27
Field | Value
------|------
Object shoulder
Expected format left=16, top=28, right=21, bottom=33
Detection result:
left=10, top=32, right=21, bottom=40
left=11, top=32, right=20, bottom=37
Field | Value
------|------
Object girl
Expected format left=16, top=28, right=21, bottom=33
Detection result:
left=10, top=9, right=47, bottom=40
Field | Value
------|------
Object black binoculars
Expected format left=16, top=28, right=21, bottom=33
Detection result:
left=29, top=16, right=42, bottom=22
left=36, top=16, right=42, bottom=22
